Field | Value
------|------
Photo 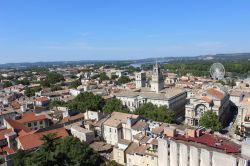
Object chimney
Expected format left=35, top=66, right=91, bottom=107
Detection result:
left=185, top=128, right=196, bottom=138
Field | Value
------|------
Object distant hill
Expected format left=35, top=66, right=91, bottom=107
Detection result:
left=1, top=52, right=249, bottom=69
left=197, top=53, right=250, bottom=60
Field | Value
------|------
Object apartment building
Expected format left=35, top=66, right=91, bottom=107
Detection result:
left=103, top=112, right=140, bottom=145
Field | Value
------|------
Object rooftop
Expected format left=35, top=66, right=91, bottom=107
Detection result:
left=103, top=112, right=139, bottom=127
left=35, top=97, right=49, bottom=102
left=0, top=128, right=13, bottom=140
left=17, top=127, right=68, bottom=150
left=60, top=113, right=84, bottom=124
left=16, top=112, right=48, bottom=124
left=207, top=88, right=226, bottom=100
left=71, top=125, right=93, bottom=133
left=116, top=88, right=186, bottom=100
left=171, top=133, right=240, bottom=154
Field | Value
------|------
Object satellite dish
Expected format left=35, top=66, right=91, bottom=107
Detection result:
left=210, top=63, right=225, bottom=80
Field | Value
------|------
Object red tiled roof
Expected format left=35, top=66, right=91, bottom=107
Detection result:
left=17, top=127, right=68, bottom=150
left=35, top=97, right=49, bottom=102
left=0, top=129, right=13, bottom=140
left=16, top=112, right=47, bottom=124
left=2, top=146, right=15, bottom=155
left=5, top=119, right=30, bottom=132
left=173, top=133, right=240, bottom=154
left=60, top=113, right=84, bottom=124
left=207, top=88, right=225, bottom=100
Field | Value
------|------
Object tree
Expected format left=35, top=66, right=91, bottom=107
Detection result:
left=3, top=81, right=12, bottom=88
left=111, top=75, right=118, bottom=80
left=117, top=76, right=131, bottom=85
left=50, top=85, right=63, bottom=91
left=50, top=100, right=67, bottom=109
left=199, top=111, right=222, bottom=131
left=69, top=92, right=105, bottom=111
left=13, top=149, right=28, bottom=166
left=103, top=98, right=129, bottom=114
left=99, top=72, right=109, bottom=82
left=40, top=72, right=65, bottom=88
left=135, top=103, right=176, bottom=123
left=70, top=79, right=81, bottom=89
left=24, top=86, right=41, bottom=97
left=14, top=135, right=101, bottom=166
left=14, top=79, right=30, bottom=86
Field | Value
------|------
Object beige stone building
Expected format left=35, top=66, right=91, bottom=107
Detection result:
left=185, top=86, right=230, bottom=126
left=103, top=112, right=140, bottom=145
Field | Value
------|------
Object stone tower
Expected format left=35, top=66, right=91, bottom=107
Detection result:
left=151, top=62, right=164, bottom=93
left=135, top=71, right=146, bottom=89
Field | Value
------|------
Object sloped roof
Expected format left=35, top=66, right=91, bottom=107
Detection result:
left=103, top=112, right=139, bottom=127
left=35, top=97, right=49, bottom=102
left=16, top=112, right=47, bottom=124
left=17, top=127, right=68, bottom=150
left=207, top=88, right=225, bottom=100
left=0, top=128, right=13, bottom=140
left=125, top=142, right=148, bottom=155
left=5, top=119, right=30, bottom=132
left=60, top=113, right=84, bottom=124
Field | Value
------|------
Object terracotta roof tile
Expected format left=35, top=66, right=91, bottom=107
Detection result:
left=17, top=127, right=68, bottom=150
left=125, top=142, right=148, bottom=155
left=60, top=113, right=84, bottom=124
left=2, top=146, right=15, bottom=155
left=207, top=88, right=225, bottom=100
left=16, top=112, right=47, bottom=124
left=132, top=121, right=148, bottom=131
left=35, top=97, right=49, bottom=102
left=5, top=119, right=30, bottom=133
left=0, top=129, right=13, bottom=140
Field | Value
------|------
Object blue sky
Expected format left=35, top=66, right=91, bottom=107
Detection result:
left=1, top=0, right=250, bottom=64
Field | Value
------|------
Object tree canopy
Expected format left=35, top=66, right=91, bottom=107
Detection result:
left=103, top=98, right=129, bottom=114
left=117, top=76, right=131, bottom=85
left=70, top=79, right=82, bottom=89
left=199, top=111, right=222, bottom=131
left=3, top=81, right=13, bottom=88
left=40, top=72, right=65, bottom=87
left=24, top=86, right=42, bottom=97
left=134, top=103, right=176, bottom=123
left=67, top=92, right=105, bottom=112
left=99, top=72, right=110, bottom=82
left=13, top=134, right=101, bottom=166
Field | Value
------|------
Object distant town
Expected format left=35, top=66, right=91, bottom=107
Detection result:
left=0, top=54, right=249, bottom=166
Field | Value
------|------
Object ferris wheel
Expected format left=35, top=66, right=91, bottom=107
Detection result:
left=210, top=63, right=225, bottom=80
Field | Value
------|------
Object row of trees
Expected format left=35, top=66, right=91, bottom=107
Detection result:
left=90, top=72, right=132, bottom=85
left=50, top=92, right=129, bottom=114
